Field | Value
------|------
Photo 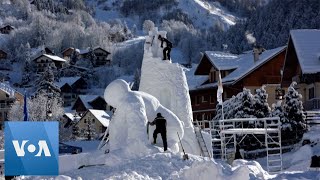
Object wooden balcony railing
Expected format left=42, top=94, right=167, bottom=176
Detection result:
left=305, top=98, right=320, bottom=110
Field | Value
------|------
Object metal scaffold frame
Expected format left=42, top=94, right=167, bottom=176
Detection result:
left=196, top=117, right=283, bottom=173
left=219, top=117, right=282, bottom=173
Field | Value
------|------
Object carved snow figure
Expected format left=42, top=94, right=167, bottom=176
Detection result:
left=104, top=79, right=184, bottom=156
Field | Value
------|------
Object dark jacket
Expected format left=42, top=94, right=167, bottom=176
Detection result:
left=160, top=37, right=172, bottom=48
left=150, top=116, right=167, bottom=131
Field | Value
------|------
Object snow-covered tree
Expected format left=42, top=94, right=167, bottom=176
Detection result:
left=283, top=82, right=306, bottom=134
left=35, top=66, right=61, bottom=98
left=72, top=124, right=80, bottom=140
left=59, top=120, right=72, bottom=141
left=8, top=92, right=64, bottom=121
left=271, top=100, right=285, bottom=126
left=143, top=20, right=155, bottom=34
left=234, top=88, right=255, bottom=119
left=84, top=119, right=96, bottom=140
left=253, top=85, right=271, bottom=118
left=8, top=101, right=24, bottom=121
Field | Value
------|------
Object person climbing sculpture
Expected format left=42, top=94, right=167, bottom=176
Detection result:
left=149, top=113, right=167, bottom=151
left=158, top=35, right=172, bottom=60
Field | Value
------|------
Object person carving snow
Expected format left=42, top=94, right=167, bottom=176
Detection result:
left=104, top=79, right=184, bottom=155
left=149, top=113, right=167, bottom=151
left=158, top=35, right=172, bottom=60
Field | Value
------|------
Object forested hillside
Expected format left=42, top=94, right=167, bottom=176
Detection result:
left=222, top=0, right=320, bottom=53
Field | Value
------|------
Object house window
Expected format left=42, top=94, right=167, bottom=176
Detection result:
left=202, top=95, right=209, bottom=102
left=84, top=119, right=87, bottom=123
left=92, top=119, right=95, bottom=123
left=210, top=95, right=214, bottom=104
left=195, top=114, right=201, bottom=120
left=195, top=96, right=201, bottom=105
left=210, top=71, right=215, bottom=83
left=309, top=87, right=315, bottom=100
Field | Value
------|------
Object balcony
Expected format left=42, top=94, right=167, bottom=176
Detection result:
left=305, top=98, right=320, bottom=110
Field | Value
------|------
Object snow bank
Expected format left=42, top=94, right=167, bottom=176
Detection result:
left=139, top=27, right=201, bottom=155
left=104, top=79, right=184, bottom=155
left=55, top=150, right=272, bottom=180
left=288, top=145, right=313, bottom=171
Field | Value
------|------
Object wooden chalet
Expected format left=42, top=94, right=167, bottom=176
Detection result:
left=0, top=83, right=23, bottom=129
left=61, top=47, right=75, bottom=61
left=76, top=109, right=110, bottom=134
left=190, top=46, right=286, bottom=121
left=71, top=95, right=113, bottom=114
left=55, top=76, right=87, bottom=107
left=32, top=54, right=66, bottom=73
left=80, top=47, right=111, bottom=67
left=282, top=29, right=320, bottom=110
left=0, top=50, right=7, bottom=60
left=0, top=25, right=14, bottom=34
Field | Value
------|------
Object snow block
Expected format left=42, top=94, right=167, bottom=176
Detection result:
left=140, top=27, right=201, bottom=155
left=104, top=79, right=184, bottom=155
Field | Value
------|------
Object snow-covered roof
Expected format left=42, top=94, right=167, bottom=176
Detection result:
left=78, top=48, right=89, bottom=55
left=43, top=54, right=66, bottom=62
left=78, top=47, right=110, bottom=55
left=88, top=109, right=110, bottom=127
left=196, top=46, right=286, bottom=89
left=61, top=47, right=74, bottom=54
left=290, top=29, right=320, bottom=74
left=185, top=64, right=208, bottom=91
left=56, top=76, right=81, bottom=88
left=204, top=51, right=239, bottom=70
left=78, top=95, right=101, bottom=109
left=64, top=113, right=81, bottom=122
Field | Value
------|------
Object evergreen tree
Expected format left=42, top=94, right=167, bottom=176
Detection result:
left=234, top=88, right=255, bottom=119
left=36, top=66, right=60, bottom=98
left=72, top=125, right=80, bottom=140
left=253, top=85, right=271, bottom=118
left=84, top=119, right=96, bottom=140
left=271, top=100, right=285, bottom=126
left=283, top=82, right=306, bottom=135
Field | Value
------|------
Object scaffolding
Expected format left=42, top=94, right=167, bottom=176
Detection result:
left=218, top=117, right=282, bottom=173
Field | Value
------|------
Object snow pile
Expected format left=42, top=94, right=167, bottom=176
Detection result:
left=55, top=150, right=272, bottom=180
left=104, top=79, right=184, bottom=156
left=288, top=145, right=313, bottom=171
left=139, top=27, right=201, bottom=155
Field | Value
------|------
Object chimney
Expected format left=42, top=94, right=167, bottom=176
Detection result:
left=253, top=44, right=265, bottom=62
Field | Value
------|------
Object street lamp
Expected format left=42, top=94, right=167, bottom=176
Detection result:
left=47, top=110, right=53, bottom=118
left=46, top=91, right=53, bottom=121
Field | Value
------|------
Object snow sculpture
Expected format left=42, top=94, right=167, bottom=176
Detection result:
left=140, top=27, right=201, bottom=155
left=104, top=79, right=184, bottom=155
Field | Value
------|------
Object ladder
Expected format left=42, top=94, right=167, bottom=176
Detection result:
left=265, top=118, right=282, bottom=173
left=219, top=119, right=236, bottom=163
left=98, top=128, right=109, bottom=151
left=194, top=120, right=212, bottom=158
left=211, top=120, right=222, bottom=158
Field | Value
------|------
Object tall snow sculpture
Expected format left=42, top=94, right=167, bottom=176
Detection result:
left=104, top=79, right=184, bottom=154
left=139, top=27, right=201, bottom=155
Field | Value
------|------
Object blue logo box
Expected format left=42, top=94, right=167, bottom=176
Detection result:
left=5, top=122, right=59, bottom=176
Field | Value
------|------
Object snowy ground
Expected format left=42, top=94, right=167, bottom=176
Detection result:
left=59, top=126, right=320, bottom=179
left=15, top=127, right=320, bottom=180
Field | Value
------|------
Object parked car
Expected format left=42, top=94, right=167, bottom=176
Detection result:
left=59, top=143, right=82, bottom=154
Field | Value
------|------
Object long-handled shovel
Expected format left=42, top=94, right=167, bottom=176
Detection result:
left=177, top=132, right=189, bottom=160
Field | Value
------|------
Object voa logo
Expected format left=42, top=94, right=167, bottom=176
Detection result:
left=5, top=122, right=59, bottom=176
left=12, top=140, right=51, bottom=157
